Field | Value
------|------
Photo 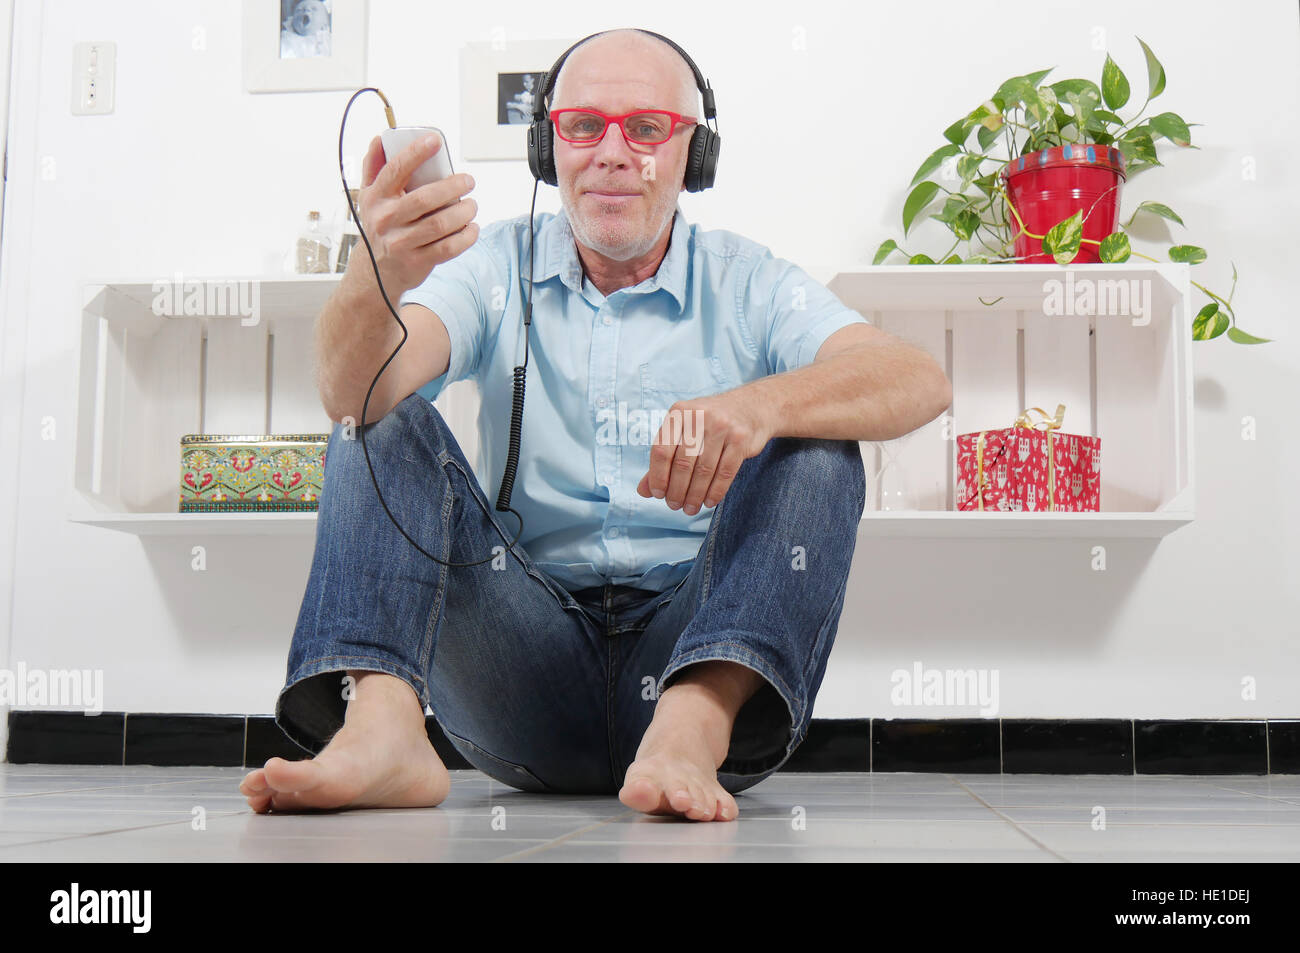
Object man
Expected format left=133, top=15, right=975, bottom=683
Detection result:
left=241, top=28, right=951, bottom=822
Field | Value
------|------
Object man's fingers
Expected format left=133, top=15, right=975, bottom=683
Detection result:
left=408, top=192, right=477, bottom=247
left=664, top=443, right=696, bottom=510
left=646, top=437, right=676, bottom=499
left=360, top=135, right=386, bottom=188
left=702, top=443, right=745, bottom=509
left=681, top=435, right=724, bottom=515
left=414, top=220, right=480, bottom=268
left=404, top=174, right=475, bottom=220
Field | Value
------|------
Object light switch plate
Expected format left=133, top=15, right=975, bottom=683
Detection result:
left=72, top=41, right=115, bottom=115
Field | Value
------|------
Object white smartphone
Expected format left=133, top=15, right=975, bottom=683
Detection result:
left=380, top=125, right=455, bottom=192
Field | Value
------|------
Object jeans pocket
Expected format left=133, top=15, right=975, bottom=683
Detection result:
left=440, top=725, right=552, bottom=793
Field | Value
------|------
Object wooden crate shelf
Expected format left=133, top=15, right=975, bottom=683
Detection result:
left=70, top=264, right=1193, bottom=538
left=827, top=263, right=1194, bottom=537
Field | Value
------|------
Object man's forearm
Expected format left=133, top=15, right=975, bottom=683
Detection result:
left=743, top=341, right=952, bottom=443
left=315, top=258, right=406, bottom=422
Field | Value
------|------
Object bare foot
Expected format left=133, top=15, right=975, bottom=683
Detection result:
left=619, top=663, right=760, bottom=822
left=240, top=671, right=449, bottom=813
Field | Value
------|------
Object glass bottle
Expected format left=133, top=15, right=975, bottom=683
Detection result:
left=335, top=190, right=361, bottom=273
left=295, top=210, right=332, bottom=274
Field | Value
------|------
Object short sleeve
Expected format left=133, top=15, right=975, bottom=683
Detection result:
left=398, top=226, right=504, bottom=401
left=741, top=249, right=869, bottom=375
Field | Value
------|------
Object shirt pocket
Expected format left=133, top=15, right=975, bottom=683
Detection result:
left=638, top=357, right=735, bottom=410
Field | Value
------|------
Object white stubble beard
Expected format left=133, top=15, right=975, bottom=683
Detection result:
left=563, top=184, right=678, bottom=262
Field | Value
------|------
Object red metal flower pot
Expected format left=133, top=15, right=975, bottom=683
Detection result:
left=1001, top=144, right=1127, bottom=264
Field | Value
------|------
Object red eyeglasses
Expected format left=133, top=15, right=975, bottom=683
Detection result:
left=549, top=108, right=697, bottom=146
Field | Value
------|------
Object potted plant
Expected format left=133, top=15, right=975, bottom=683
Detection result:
left=874, top=36, right=1268, bottom=345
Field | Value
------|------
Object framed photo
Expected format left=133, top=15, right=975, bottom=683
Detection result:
left=243, top=0, right=368, bottom=93
left=460, top=39, right=573, bottom=160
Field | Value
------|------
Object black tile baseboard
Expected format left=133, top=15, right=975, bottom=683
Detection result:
left=1134, top=719, right=1269, bottom=775
left=783, top=718, right=871, bottom=771
left=1002, top=719, right=1132, bottom=774
left=244, top=715, right=313, bottom=767
left=124, top=714, right=244, bottom=767
left=5, top=712, right=1297, bottom=775
left=1269, top=720, right=1300, bottom=774
left=872, top=718, right=1002, bottom=773
left=6, top=710, right=125, bottom=765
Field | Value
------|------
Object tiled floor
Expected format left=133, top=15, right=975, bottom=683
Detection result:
left=2, top=764, right=1298, bottom=861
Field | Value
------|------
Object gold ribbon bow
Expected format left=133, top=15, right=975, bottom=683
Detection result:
left=974, top=403, right=1066, bottom=512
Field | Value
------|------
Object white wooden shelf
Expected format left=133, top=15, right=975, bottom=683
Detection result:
left=70, top=273, right=481, bottom=532
left=828, top=262, right=1194, bottom=537
left=857, top=511, right=1190, bottom=538
left=68, top=508, right=319, bottom=536
left=71, top=264, right=1194, bottom=538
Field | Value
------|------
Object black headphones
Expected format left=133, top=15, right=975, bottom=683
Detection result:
left=526, top=28, right=720, bottom=191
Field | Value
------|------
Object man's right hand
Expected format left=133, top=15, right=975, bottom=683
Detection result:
left=354, top=133, right=479, bottom=294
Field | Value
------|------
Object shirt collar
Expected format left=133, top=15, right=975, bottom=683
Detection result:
left=534, top=203, right=689, bottom=315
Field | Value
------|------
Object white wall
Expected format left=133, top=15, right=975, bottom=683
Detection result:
left=0, top=0, right=1297, bottom=740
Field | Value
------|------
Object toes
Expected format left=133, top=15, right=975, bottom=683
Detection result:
left=263, top=756, right=322, bottom=794
left=246, top=793, right=273, bottom=814
left=666, top=786, right=696, bottom=816
left=239, top=768, right=268, bottom=797
left=268, top=790, right=315, bottom=812
left=619, top=776, right=664, bottom=813
left=687, top=784, right=716, bottom=821
left=622, top=758, right=735, bottom=822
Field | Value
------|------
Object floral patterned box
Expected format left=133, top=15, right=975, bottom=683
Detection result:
left=180, top=434, right=329, bottom=513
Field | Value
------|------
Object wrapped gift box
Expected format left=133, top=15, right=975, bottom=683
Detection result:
left=180, top=434, right=329, bottom=513
left=955, top=404, right=1100, bottom=512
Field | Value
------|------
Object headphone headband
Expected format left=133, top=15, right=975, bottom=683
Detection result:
left=532, top=28, right=716, bottom=123
left=526, top=28, right=720, bottom=192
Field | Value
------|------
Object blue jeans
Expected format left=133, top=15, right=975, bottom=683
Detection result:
left=276, top=392, right=865, bottom=795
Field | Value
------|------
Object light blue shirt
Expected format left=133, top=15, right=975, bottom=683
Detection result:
left=399, top=205, right=868, bottom=594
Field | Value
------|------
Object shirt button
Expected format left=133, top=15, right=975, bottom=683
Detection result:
left=602, top=315, right=612, bottom=326
left=608, top=526, right=620, bottom=537
left=597, top=396, right=608, bottom=407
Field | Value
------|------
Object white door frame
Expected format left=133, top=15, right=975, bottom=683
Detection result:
left=0, top=0, right=13, bottom=255
left=0, top=0, right=25, bottom=760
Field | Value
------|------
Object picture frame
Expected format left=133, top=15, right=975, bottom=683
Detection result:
left=459, top=38, right=574, bottom=160
left=243, top=0, right=368, bottom=94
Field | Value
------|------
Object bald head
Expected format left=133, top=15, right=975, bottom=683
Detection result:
left=551, top=29, right=697, bottom=119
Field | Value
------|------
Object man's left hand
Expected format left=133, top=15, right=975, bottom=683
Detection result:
left=636, top=391, right=773, bottom=516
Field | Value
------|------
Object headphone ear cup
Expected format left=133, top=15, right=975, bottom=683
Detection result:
left=684, top=126, right=719, bottom=192
left=699, top=131, right=719, bottom=191
left=684, top=125, right=708, bottom=192
left=527, top=121, right=542, bottom=181
left=528, top=119, right=557, bottom=186
left=541, top=121, right=557, bottom=186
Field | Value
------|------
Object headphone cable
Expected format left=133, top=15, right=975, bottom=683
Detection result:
left=338, top=86, right=529, bottom=567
